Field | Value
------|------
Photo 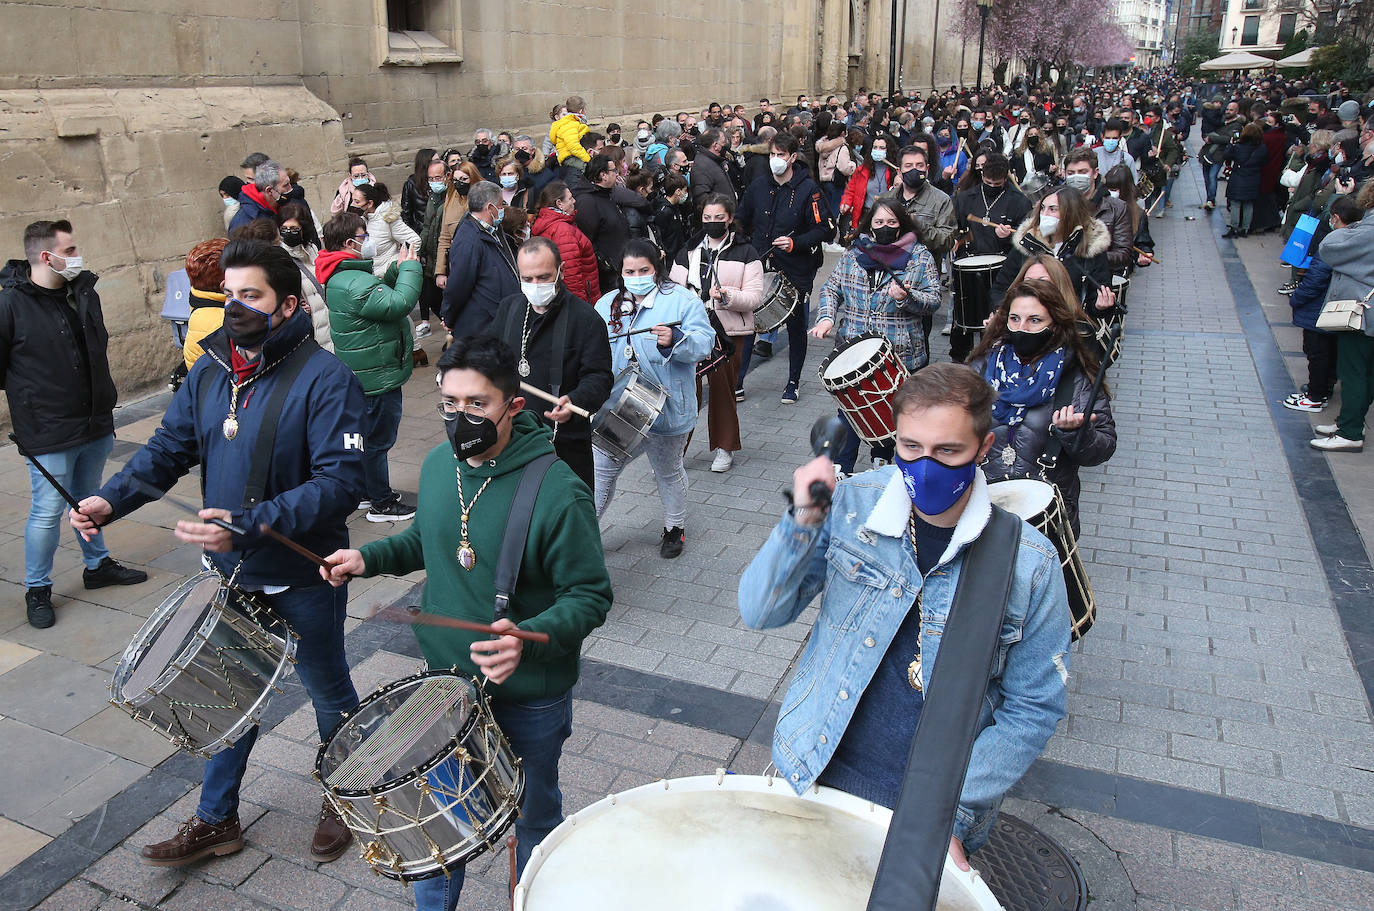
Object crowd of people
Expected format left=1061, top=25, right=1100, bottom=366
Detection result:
left=4, top=64, right=1374, bottom=911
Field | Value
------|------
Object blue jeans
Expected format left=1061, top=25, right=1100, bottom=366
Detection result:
left=738, top=296, right=812, bottom=388
left=412, top=692, right=574, bottom=911
left=1204, top=160, right=1224, bottom=204
left=25, top=434, right=113, bottom=587
left=362, top=388, right=403, bottom=503
left=197, top=583, right=358, bottom=823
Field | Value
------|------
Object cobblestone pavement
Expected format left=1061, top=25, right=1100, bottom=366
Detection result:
left=3, top=153, right=1374, bottom=909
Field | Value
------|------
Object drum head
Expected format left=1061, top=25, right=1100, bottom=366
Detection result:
left=517, top=775, right=1002, bottom=911
left=953, top=254, right=1007, bottom=270
left=986, top=478, right=1055, bottom=520
left=1111, top=275, right=1128, bottom=289
left=823, top=336, right=889, bottom=380
left=122, top=574, right=223, bottom=696
left=319, top=673, right=476, bottom=796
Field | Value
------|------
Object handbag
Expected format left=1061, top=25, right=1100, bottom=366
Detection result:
left=1316, top=288, right=1374, bottom=332
left=1280, top=165, right=1305, bottom=189
left=1280, top=212, right=1320, bottom=270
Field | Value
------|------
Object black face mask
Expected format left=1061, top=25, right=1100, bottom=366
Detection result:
left=702, top=221, right=729, bottom=239
left=901, top=169, right=926, bottom=191
left=280, top=228, right=303, bottom=247
left=609, top=133, right=622, bottom=144
left=872, top=225, right=900, bottom=245
left=223, top=298, right=282, bottom=350
left=445, top=402, right=508, bottom=460
left=455, top=181, right=471, bottom=197
left=1007, top=328, right=1053, bottom=361
left=982, top=181, right=1005, bottom=197
left=345, top=204, right=366, bottom=216
left=514, top=150, right=532, bottom=164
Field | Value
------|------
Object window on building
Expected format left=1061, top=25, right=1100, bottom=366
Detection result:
left=1240, top=14, right=1260, bottom=44
left=380, top=0, right=462, bottom=66
left=1243, top=0, right=1261, bottom=9
left=1277, top=12, right=1297, bottom=43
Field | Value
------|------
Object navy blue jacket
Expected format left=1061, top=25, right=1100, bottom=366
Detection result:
left=98, top=309, right=366, bottom=587
left=735, top=164, right=831, bottom=293
left=1289, top=249, right=1333, bottom=333
left=441, top=214, right=520, bottom=338
left=228, top=188, right=276, bottom=235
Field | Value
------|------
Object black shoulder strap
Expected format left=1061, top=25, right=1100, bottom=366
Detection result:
left=295, top=260, right=327, bottom=300
left=492, top=451, right=559, bottom=621
left=1038, top=367, right=1080, bottom=472
left=547, top=301, right=571, bottom=399
left=867, top=505, right=1022, bottom=911
left=242, top=339, right=320, bottom=510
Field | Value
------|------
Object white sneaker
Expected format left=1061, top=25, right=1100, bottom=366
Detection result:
left=357, top=499, right=372, bottom=511
left=1315, top=423, right=1339, bottom=436
left=710, top=449, right=734, bottom=472
left=414, top=321, right=432, bottom=339
left=1310, top=435, right=1363, bottom=452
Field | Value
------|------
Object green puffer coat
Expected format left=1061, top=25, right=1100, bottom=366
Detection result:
left=321, top=255, right=420, bottom=395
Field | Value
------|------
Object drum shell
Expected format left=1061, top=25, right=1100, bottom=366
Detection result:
left=754, top=271, right=800, bottom=333
left=952, top=256, right=1006, bottom=332
left=318, top=672, right=524, bottom=881
left=819, top=334, right=909, bottom=444
left=592, top=369, right=668, bottom=461
left=109, top=573, right=296, bottom=757
left=515, top=774, right=1004, bottom=911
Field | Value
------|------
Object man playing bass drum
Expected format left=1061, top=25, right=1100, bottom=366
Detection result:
left=738, top=364, right=1070, bottom=867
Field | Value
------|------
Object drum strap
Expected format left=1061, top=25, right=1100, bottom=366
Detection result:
left=491, top=452, right=558, bottom=622
left=866, top=505, right=1021, bottom=911
left=1037, top=368, right=1080, bottom=472
left=242, top=339, right=320, bottom=509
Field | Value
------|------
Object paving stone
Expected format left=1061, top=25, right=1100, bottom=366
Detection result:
left=66, top=706, right=179, bottom=769
left=85, top=846, right=184, bottom=906
left=239, top=858, right=348, bottom=909
left=0, top=717, right=115, bottom=820
left=159, top=878, right=278, bottom=911
left=32, top=878, right=106, bottom=911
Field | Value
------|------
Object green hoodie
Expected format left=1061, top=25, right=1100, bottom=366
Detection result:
left=359, top=411, right=611, bottom=702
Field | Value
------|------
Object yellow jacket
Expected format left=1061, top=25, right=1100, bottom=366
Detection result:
left=183, top=289, right=226, bottom=371
left=549, top=113, right=590, bottom=165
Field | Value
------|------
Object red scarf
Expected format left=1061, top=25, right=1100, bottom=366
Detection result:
left=229, top=343, right=259, bottom=383
left=240, top=183, right=278, bottom=214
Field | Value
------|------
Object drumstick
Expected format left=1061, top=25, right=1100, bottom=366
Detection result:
left=369, top=605, right=551, bottom=644
left=518, top=383, right=591, bottom=419
left=965, top=213, right=1001, bottom=229
left=607, top=320, right=681, bottom=340
left=258, top=523, right=331, bottom=569
left=1133, top=245, right=1162, bottom=264
left=9, top=433, right=102, bottom=527
left=130, top=478, right=248, bottom=536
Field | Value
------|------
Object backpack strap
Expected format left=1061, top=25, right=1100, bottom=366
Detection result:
left=866, top=505, right=1022, bottom=911
left=241, top=338, right=320, bottom=510
left=491, top=452, right=559, bottom=621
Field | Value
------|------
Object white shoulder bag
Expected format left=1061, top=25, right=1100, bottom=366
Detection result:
left=1316, top=287, right=1374, bottom=332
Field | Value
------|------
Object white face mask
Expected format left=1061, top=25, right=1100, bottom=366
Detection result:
left=769, top=155, right=789, bottom=176
left=1038, top=215, right=1061, bottom=237
left=1108, top=189, right=1121, bottom=199
left=48, top=252, right=84, bottom=281
left=521, top=267, right=561, bottom=311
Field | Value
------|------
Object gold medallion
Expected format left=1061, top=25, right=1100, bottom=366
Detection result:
left=907, top=656, right=923, bottom=691
left=456, top=543, right=476, bottom=571
left=222, top=416, right=239, bottom=441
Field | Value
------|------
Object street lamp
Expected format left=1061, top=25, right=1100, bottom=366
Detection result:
left=976, top=0, right=994, bottom=90
left=1231, top=25, right=1238, bottom=45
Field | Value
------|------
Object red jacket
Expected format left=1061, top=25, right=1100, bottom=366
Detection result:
left=840, top=161, right=896, bottom=230
left=531, top=207, right=601, bottom=303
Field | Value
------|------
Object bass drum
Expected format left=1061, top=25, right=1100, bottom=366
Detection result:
left=514, top=774, right=1004, bottom=911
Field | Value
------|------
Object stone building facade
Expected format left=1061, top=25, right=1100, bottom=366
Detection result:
left=0, top=0, right=974, bottom=403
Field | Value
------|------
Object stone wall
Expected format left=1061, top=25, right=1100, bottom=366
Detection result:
left=0, top=0, right=974, bottom=418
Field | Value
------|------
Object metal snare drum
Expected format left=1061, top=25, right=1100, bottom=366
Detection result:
left=318, top=671, right=523, bottom=881
left=110, top=572, right=296, bottom=757
left=515, top=774, right=1004, bottom=910
left=754, top=270, right=800, bottom=333
left=951, top=254, right=1006, bottom=332
left=987, top=478, right=1096, bottom=640
left=592, top=368, right=668, bottom=461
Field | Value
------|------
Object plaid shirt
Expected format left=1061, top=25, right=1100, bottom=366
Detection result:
left=817, top=243, right=942, bottom=370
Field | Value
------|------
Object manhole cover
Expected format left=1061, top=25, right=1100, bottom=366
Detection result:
left=976, top=813, right=1088, bottom=911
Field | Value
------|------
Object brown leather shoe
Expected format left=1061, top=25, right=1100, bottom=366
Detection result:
left=311, top=799, right=352, bottom=863
left=141, top=814, right=243, bottom=867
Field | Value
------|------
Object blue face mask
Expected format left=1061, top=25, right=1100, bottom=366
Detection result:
left=894, top=453, right=978, bottom=516
left=351, top=176, right=369, bottom=187
left=429, top=180, right=447, bottom=194
left=492, top=206, right=506, bottom=227
left=972, top=121, right=986, bottom=131
left=500, top=175, right=519, bottom=189
left=1102, top=138, right=1120, bottom=153
left=625, top=275, right=658, bottom=297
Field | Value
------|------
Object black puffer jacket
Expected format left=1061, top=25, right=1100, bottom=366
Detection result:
left=991, top=214, right=1113, bottom=305
left=968, top=349, right=1117, bottom=534
left=400, top=175, right=430, bottom=235
left=0, top=261, right=117, bottom=455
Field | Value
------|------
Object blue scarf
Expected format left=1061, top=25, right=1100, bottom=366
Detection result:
left=983, top=343, right=1067, bottom=427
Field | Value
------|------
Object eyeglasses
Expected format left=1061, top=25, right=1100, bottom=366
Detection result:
left=436, top=398, right=510, bottom=422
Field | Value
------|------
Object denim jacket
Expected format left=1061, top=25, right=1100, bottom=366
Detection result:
left=738, top=467, right=1070, bottom=851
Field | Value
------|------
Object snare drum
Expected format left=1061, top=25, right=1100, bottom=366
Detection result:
left=592, top=368, right=668, bottom=461
left=317, top=671, right=523, bottom=881
left=818, top=334, right=910, bottom=443
left=515, top=774, right=1004, bottom=910
left=110, top=572, right=296, bottom=757
left=987, top=478, right=1096, bottom=640
left=952, top=254, right=1006, bottom=332
left=754, top=271, right=800, bottom=333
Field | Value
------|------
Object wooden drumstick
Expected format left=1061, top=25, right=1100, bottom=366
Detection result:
left=506, top=834, right=519, bottom=909
left=965, top=213, right=1002, bottom=230
left=369, top=605, right=551, bottom=644
left=1132, top=245, right=1162, bottom=265
left=258, top=523, right=331, bottom=569
left=518, top=382, right=591, bottom=419
left=607, top=320, right=682, bottom=341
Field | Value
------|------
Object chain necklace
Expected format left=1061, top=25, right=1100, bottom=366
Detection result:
left=517, top=303, right=535, bottom=377
left=220, top=337, right=307, bottom=441
left=454, top=469, right=494, bottom=571
left=906, top=510, right=927, bottom=692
